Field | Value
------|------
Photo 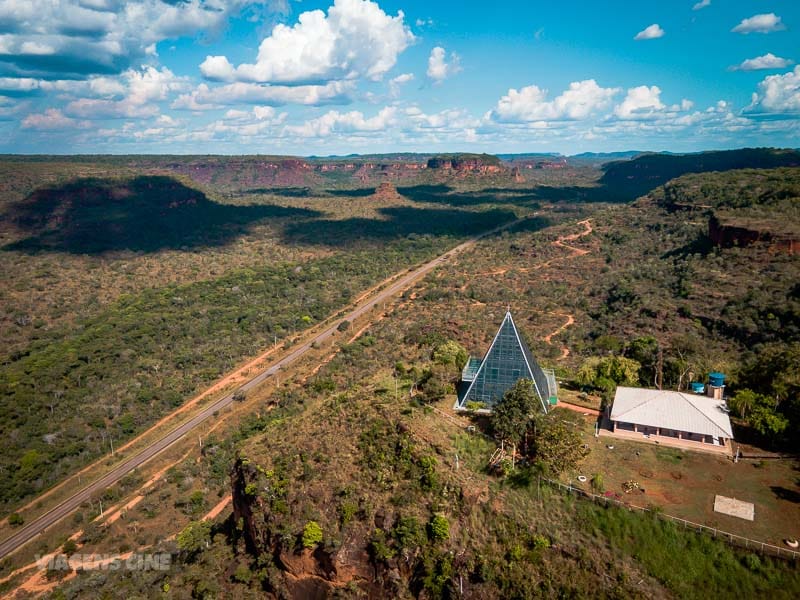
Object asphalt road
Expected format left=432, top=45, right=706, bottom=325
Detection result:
left=0, top=219, right=515, bottom=560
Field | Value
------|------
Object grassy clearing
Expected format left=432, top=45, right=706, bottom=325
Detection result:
left=575, top=497, right=800, bottom=599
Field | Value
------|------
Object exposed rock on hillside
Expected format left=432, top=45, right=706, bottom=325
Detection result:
left=371, top=182, right=402, bottom=202
left=427, top=153, right=506, bottom=176
left=709, top=213, right=799, bottom=254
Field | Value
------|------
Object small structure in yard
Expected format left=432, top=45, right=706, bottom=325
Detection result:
left=454, top=311, right=556, bottom=412
left=607, top=386, right=734, bottom=453
left=707, top=371, right=726, bottom=400
left=714, top=495, right=755, bottom=521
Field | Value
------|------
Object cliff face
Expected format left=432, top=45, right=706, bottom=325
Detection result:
left=426, top=154, right=506, bottom=176
left=709, top=214, right=799, bottom=254
left=231, top=457, right=388, bottom=599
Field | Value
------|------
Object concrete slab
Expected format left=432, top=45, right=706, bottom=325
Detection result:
left=714, top=495, right=755, bottom=521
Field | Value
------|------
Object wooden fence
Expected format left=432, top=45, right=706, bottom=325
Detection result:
left=540, top=476, right=800, bottom=562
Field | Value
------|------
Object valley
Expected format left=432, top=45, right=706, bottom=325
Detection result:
left=0, top=149, right=798, bottom=599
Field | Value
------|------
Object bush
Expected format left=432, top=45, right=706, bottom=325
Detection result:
left=8, top=512, right=23, bottom=527
left=591, top=473, right=605, bottom=493
left=369, top=529, right=396, bottom=561
left=176, top=520, right=212, bottom=555
left=62, top=539, right=78, bottom=555
left=233, top=563, right=253, bottom=584
left=337, top=320, right=351, bottom=332
left=302, top=521, right=323, bottom=548
left=428, top=514, right=450, bottom=543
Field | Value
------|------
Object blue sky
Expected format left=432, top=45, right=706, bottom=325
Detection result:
left=0, top=0, right=798, bottom=154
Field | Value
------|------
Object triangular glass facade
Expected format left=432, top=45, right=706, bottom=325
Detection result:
left=456, top=312, right=553, bottom=413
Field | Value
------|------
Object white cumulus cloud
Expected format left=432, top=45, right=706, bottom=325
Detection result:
left=22, top=108, right=87, bottom=130
left=0, top=1, right=273, bottom=79
left=746, top=66, right=800, bottom=114
left=287, top=106, right=397, bottom=137
left=732, top=13, right=785, bottom=34
left=172, top=80, right=355, bottom=110
left=693, top=0, right=711, bottom=10
left=426, top=46, right=461, bottom=83
left=613, top=86, right=667, bottom=120
left=64, top=65, right=187, bottom=119
left=199, top=0, right=414, bottom=84
left=389, top=72, right=414, bottom=97
left=634, top=24, right=665, bottom=40
left=732, top=53, right=794, bottom=72
left=491, top=80, right=620, bottom=123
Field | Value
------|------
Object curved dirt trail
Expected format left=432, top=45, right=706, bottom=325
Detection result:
left=538, top=219, right=593, bottom=358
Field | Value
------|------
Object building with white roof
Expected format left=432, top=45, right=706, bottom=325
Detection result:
left=608, top=386, right=734, bottom=453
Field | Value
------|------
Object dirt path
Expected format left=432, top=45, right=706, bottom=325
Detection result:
left=557, top=401, right=601, bottom=417
left=538, top=219, right=593, bottom=358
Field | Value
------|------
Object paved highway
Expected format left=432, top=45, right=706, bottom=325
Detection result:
left=0, top=219, right=517, bottom=560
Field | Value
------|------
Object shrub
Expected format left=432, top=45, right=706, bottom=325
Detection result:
left=337, top=500, right=359, bottom=527
left=369, top=529, right=396, bottom=561
left=62, top=539, right=78, bottom=555
left=393, top=516, right=425, bottom=551
left=189, top=490, right=205, bottom=512
left=176, top=520, right=212, bottom=555
left=302, top=521, right=323, bottom=548
left=337, top=320, right=351, bottom=332
left=233, top=563, right=253, bottom=584
left=8, top=512, right=24, bottom=527
left=591, top=473, right=605, bottom=493
left=428, top=514, right=450, bottom=543
left=531, top=534, right=551, bottom=550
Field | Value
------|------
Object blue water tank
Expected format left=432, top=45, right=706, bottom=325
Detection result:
left=690, top=382, right=705, bottom=394
left=708, top=372, right=726, bottom=388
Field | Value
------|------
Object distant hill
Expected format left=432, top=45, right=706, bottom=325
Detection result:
left=3, top=175, right=316, bottom=254
left=570, top=151, right=648, bottom=160
left=600, top=148, right=800, bottom=200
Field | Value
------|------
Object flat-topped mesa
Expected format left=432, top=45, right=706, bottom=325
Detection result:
left=426, top=153, right=506, bottom=175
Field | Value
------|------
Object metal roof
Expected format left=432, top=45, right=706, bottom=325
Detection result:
left=610, top=386, right=734, bottom=439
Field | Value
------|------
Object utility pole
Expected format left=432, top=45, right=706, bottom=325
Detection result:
left=657, top=344, right=664, bottom=391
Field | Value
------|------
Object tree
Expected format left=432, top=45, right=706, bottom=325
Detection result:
left=530, top=414, right=590, bottom=476
left=749, top=403, right=790, bottom=441
left=492, top=379, right=539, bottom=453
left=576, top=356, right=640, bottom=389
left=177, top=520, right=212, bottom=555
left=62, top=539, right=78, bottom=556
left=729, top=389, right=759, bottom=419
left=627, top=336, right=659, bottom=387
left=8, top=513, right=23, bottom=527
left=419, top=366, right=449, bottom=404
left=302, top=521, right=323, bottom=548
left=432, top=340, right=468, bottom=372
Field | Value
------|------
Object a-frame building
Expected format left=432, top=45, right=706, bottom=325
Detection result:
left=455, top=311, right=556, bottom=413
